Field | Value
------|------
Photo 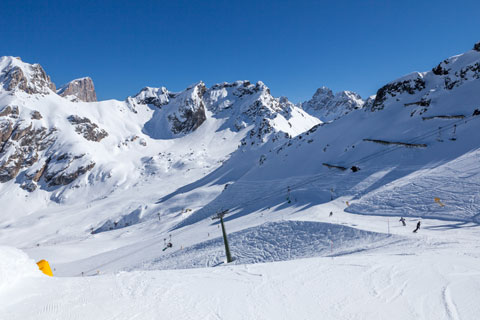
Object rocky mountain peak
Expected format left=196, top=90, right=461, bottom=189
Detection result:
left=133, top=86, right=172, bottom=107
left=0, top=56, right=56, bottom=94
left=138, top=82, right=207, bottom=138
left=57, top=77, right=97, bottom=102
left=204, top=80, right=320, bottom=145
left=474, top=41, right=480, bottom=52
left=187, top=81, right=207, bottom=94
left=205, top=80, right=276, bottom=115
left=312, top=86, right=334, bottom=100
left=302, top=86, right=364, bottom=121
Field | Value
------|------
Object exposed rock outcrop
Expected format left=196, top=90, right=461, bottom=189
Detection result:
left=0, top=56, right=56, bottom=94
left=137, top=80, right=319, bottom=143
left=139, top=82, right=208, bottom=138
left=0, top=107, right=57, bottom=183
left=133, top=86, right=173, bottom=107
left=43, top=153, right=95, bottom=186
left=30, top=111, right=42, bottom=120
left=371, top=73, right=426, bottom=111
left=372, top=43, right=480, bottom=112
left=57, top=77, right=97, bottom=102
left=302, top=86, right=364, bottom=121
left=167, top=82, right=207, bottom=135
left=67, top=115, right=109, bottom=142
left=474, top=41, right=480, bottom=52
left=204, top=80, right=320, bottom=145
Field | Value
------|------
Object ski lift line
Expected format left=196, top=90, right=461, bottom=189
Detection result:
left=351, top=117, right=471, bottom=165
left=348, top=115, right=478, bottom=167
left=278, top=115, right=479, bottom=170
left=221, top=114, right=480, bottom=211
left=357, top=116, right=473, bottom=159
left=282, top=115, right=474, bottom=189
left=254, top=114, right=476, bottom=191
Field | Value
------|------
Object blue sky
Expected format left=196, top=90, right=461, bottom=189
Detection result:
left=1, top=0, right=479, bottom=102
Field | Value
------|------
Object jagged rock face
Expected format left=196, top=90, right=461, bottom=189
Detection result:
left=134, top=86, right=173, bottom=107
left=138, top=80, right=319, bottom=143
left=67, top=115, right=109, bottom=142
left=362, top=95, right=376, bottom=111
left=302, top=86, right=364, bottom=121
left=30, top=111, right=42, bottom=120
left=167, top=83, right=207, bottom=134
left=372, top=44, right=480, bottom=112
left=474, top=42, right=480, bottom=52
left=433, top=55, right=480, bottom=90
left=304, top=87, right=335, bottom=108
left=205, top=81, right=279, bottom=117
left=0, top=106, right=56, bottom=184
left=0, top=104, right=99, bottom=190
left=57, top=77, right=97, bottom=102
left=138, top=82, right=207, bottom=137
left=0, top=56, right=56, bottom=94
left=205, top=81, right=320, bottom=145
left=371, top=73, right=426, bottom=111
left=43, top=153, right=95, bottom=186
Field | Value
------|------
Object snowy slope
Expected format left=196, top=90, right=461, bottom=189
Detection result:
left=1, top=203, right=480, bottom=320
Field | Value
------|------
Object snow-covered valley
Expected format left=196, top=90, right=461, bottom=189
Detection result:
left=1, top=42, right=480, bottom=319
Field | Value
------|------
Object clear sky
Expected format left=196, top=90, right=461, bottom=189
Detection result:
left=1, top=0, right=479, bottom=102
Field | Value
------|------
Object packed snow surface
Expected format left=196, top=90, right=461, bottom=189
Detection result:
left=1, top=200, right=480, bottom=320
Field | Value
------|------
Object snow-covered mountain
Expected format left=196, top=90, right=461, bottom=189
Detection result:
left=207, top=41, right=480, bottom=225
left=0, top=58, right=321, bottom=222
left=301, top=86, right=364, bottom=121
left=0, top=56, right=56, bottom=94
left=0, top=41, right=479, bottom=230
left=133, top=80, right=320, bottom=143
left=133, top=82, right=208, bottom=138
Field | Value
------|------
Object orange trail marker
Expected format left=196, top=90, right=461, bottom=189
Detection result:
left=434, top=197, right=445, bottom=207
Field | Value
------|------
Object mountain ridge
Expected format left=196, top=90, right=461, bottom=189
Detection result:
left=0, top=41, right=478, bottom=235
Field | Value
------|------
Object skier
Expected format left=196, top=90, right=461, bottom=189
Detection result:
left=329, top=211, right=333, bottom=217
left=413, top=221, right=421, bottom=233
left=162, top=242, right=173, bottom=251
left=399, top=217, right=406, bottom=226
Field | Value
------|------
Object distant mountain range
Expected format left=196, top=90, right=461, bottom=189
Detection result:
left=0, top=41, right=479, bottom=236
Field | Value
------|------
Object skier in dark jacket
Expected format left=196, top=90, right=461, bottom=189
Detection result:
left=162, top=242, right=173, bottom=251
left=413, top=221, right=421, bottom=233
left=399, top=217, right=406, bottom=226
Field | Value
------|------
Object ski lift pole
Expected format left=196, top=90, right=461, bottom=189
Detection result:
left=212, top=210, right=232, bottom=263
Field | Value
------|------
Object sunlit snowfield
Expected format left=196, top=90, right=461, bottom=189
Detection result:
left=2, top=196, right=480, bottom=319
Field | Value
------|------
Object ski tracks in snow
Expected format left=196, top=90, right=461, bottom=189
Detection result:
left=442, top=285, right=460, bottom=320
